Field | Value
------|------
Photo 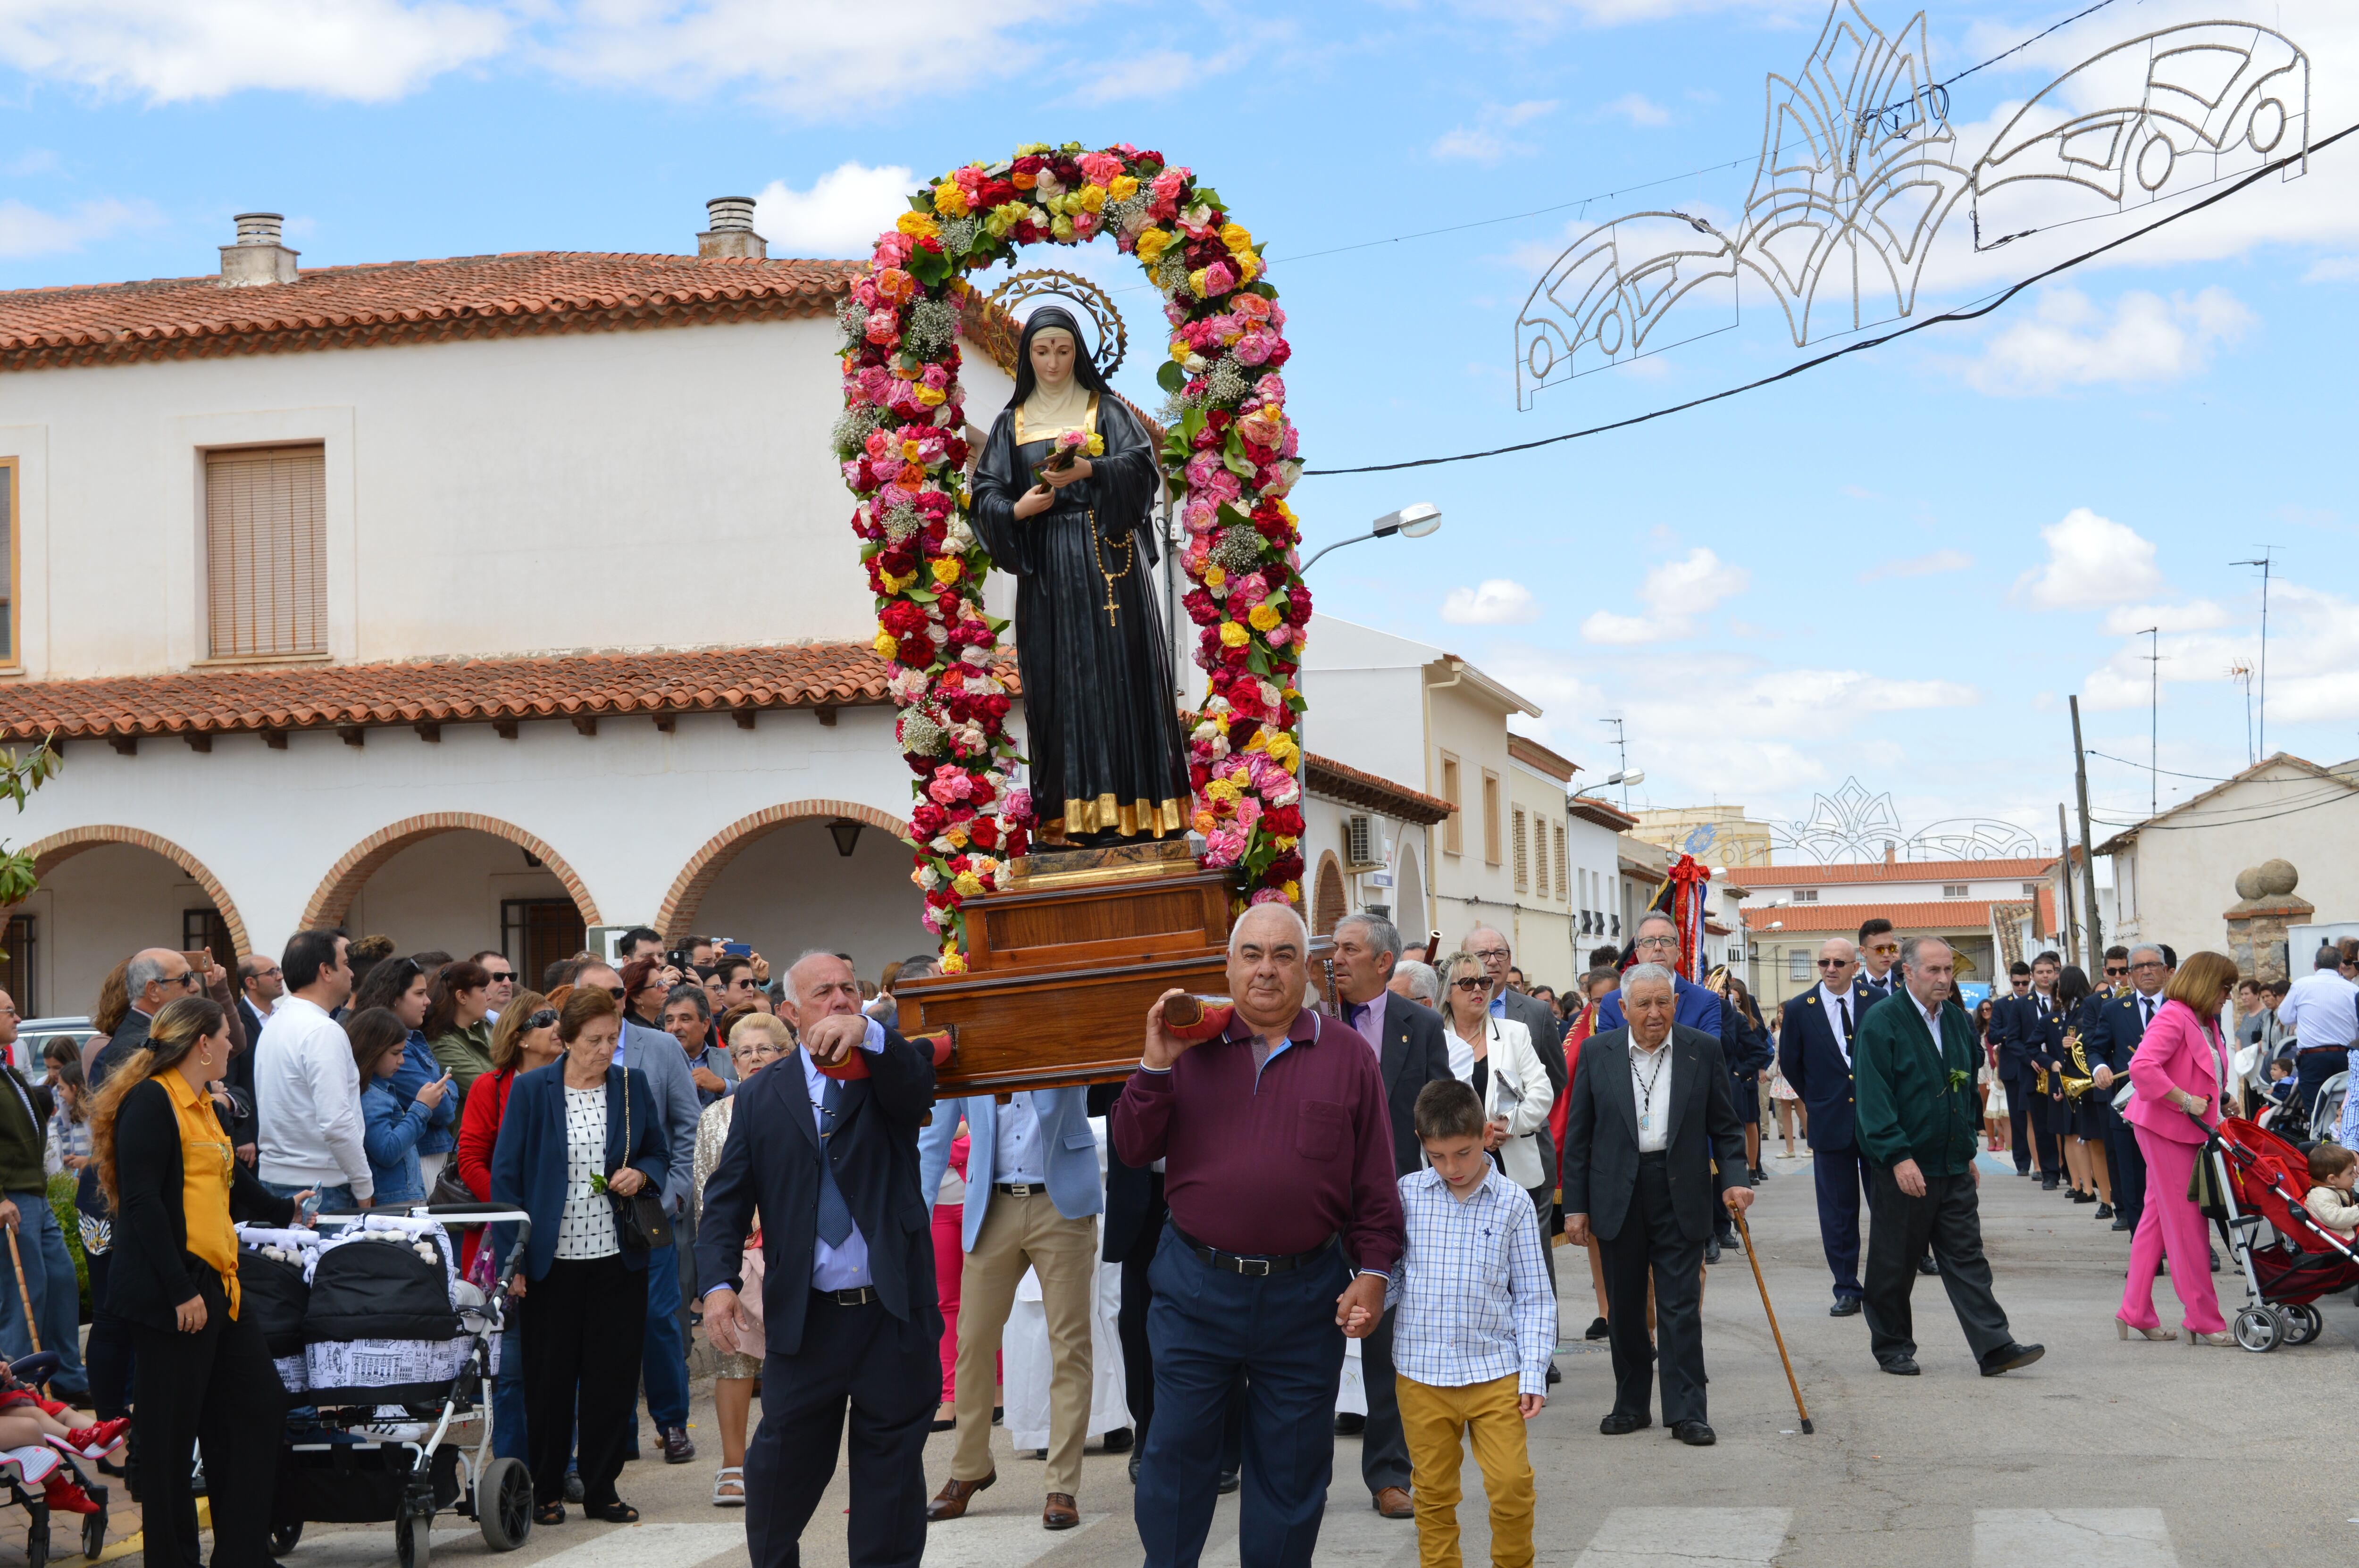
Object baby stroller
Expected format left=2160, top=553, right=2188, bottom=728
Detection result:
left=256, top=1203, right=533, bottom=1568
left=0, top=1350, right=113, bottom=1568
left=2198, top=1114, right=2359, bottom=1351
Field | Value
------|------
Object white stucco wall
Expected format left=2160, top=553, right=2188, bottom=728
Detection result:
left=2108, top=762, right=2359, bottom=963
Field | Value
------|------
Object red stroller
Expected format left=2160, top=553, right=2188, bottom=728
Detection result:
left=2199, top=1115, right=2359, bottom=1351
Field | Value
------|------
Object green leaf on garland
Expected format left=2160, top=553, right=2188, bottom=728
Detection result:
left=908, top=249, right=951, bottom=286
left=1156, top=360, right=1185, bottom=393
left=1181, top=407, right=1207, bottom=442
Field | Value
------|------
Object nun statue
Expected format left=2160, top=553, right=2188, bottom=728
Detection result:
left=970, top=307, right=1192, bottom=848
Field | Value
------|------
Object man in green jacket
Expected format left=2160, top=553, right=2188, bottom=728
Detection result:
left=1852, top=936, right=2044, bottom=1378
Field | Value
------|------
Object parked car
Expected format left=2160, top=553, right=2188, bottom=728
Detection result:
left=15, top=1016, right=94, bottom=1077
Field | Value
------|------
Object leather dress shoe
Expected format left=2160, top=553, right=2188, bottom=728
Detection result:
left=1127, top=1449, right=1142, bottom=1485
left=1979, top=1342, right=2045, bottom=1376
left=1704, top=1238, right=1722, bottom=1265
left=1043, top=1493, right=1079, bottom=1531
left=1880, top=1356, right=1921, bottom=1376
left=2040, top=1175, right=2059, bottom=1190
left=2094, top=1202, right=2114, bottom=1218
left=927, top=1472, right=995, bottom=1521
left=1101, top=1427, right=1134, bottom=1454
left=2071, top=1190, right=2097, bottom=1204
left=1917, top=1256, right=1941, bottom=1276
left=1829, top=1296, right=1862, bottom=1318
left=1546, top=1363, right=1562, bottom=1386
left=1599, top=1411, right=1652, bottom=1435
left=1584, top=1317, right=1610, bottom=1340
left=1671, top=1420, right=1715, bottom=1446
left=2110, top=1215, right=2135, bottom=1232
left=1217, top=1468, right=1240, bottom=1495
left=1334, top=1412, right=1367, bottom=1436
left=1372, top=1486, right=1414, bottom=1519
left=660, top=1426, right=696, bottom=1464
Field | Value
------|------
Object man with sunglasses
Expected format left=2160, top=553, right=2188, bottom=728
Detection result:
left=1778, top=938, right=1882, bottom=1316
left=2083, top=944, right=2180, bottom=1235
left=575, top=962, right=703, bottom=1465
left=1854, top=919, right=1900, bottom=1005
left=471, top=951, right=516, bottom=1018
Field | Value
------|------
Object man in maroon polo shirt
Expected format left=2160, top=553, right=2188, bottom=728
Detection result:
left=1114, top=902, right=1403, bottom=1568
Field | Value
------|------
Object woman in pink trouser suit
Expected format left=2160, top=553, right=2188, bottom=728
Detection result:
left=2118, top=953, right=2240, bottom=1341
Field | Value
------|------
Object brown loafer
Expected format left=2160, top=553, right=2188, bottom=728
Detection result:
left=1043, top=1493, right=1079, bottom=1530
left=1373, top=1486, right=1414, bottom=1519
left=926, top=1472, right=995, bottom=1522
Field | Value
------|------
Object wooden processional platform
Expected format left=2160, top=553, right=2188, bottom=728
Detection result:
left=895, top=840, right=1330, bottom=1096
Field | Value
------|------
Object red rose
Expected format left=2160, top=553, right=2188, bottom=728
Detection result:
left=968, top=818, right=999, bottom=850
left=912, top=803, right=947, bottom=835
left=1003, top=826, right=1030, bottom=858
left=1262, top=805, right=1304, bottom=836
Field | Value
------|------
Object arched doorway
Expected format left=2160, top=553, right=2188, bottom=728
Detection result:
left=1394, top=845, right=1426, bottom=945
left=658, top=802, right=925, bottom=987
left=17, top=826, right=251, bottom=1020
left=304, top=816, right=599, bottom=990
left=1313, top=852, right=1347, bottom=937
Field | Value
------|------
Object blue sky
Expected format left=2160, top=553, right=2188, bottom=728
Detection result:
left=2, top=0, right=2354, bottom=852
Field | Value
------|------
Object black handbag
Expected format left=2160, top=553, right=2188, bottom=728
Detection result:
left=609, top=1066, right=672, bottom=1255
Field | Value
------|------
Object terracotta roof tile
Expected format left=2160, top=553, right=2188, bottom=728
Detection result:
left=1737, top=899, right=2003, bottom=933
left=0, top=251, right=867, bottom=371
left=1302, top=754, right=1454, bottom=826
left=0, top=643, right=949, bottom=741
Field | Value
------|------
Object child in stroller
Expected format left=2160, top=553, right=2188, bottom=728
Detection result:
left=2303, top=1143, right=2359, bottom=1241
left=0, top=1357, right=126, bottom=1514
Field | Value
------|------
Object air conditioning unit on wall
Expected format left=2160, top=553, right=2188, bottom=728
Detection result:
left=1345, top=814, right=1387, bottom=872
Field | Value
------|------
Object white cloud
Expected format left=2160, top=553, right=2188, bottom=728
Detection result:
left=1859, top=548, right=1972, bottom=583
left=2015, top=508, right=2164, bottom=609
left=2100, top=600, right=2231, bottom=636
left=0, top=0, right=511, bottom=103
left=1441, top=579, right=1540, bottom=626
left=1580, top=547, right=1748, bottom=643
left=1962, top=287, right=2253, bottom=396
left=2302, top=256, right=2359, bottom=283
left=0, top=195, right=160, bottom=259
left=751, top=163, right=914, bottom=259
left=1430, top=99, right=1560, bottom=165
left=1598, top=91, right=1669, bottom=127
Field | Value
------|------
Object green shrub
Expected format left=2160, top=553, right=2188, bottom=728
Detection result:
left=46, top=1173, right=88, bottom=1319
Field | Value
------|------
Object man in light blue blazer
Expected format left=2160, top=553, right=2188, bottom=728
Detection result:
left=918, top=1086, right=1104, bottom=1530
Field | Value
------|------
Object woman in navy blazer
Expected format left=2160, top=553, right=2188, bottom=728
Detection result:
left=489, top=988, right=668, bottom=1526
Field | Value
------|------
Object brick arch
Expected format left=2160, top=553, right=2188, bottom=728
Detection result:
left=658, top=800, right=909, bottom=942
left=24, top=825, right=253, bottom=957
left=1312, top=851, right=1347, bottom=937
left=301, top=813, right=600, bottom=932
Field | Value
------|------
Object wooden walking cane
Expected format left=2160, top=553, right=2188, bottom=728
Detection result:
left=1730, top=1205, right=1808, bottom=1433
left=6, top=1222, right=39, bottom=1353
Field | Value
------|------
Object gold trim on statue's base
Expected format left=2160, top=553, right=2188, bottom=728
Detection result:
left=1007, top=836, right=1199, bottom=891
left=1039, top=793, right=1189, bottom=844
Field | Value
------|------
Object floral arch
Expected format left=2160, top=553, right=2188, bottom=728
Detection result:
left=834, top=142, right=1307, bottom=970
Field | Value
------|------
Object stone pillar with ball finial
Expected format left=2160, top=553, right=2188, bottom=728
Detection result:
left=2223, top=858, right=2312, bottom=984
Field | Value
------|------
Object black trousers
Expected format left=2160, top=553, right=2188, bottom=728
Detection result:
left=1597, top=1152, right=1708, bottom=1428
left=1113, top=1184, right=1246, bottom=1474
left=1863, top=1166, right=2013, bottom=1366
left=2102, top=1099, right=2147, bottom=1227
left=84, top=1251, right=136, bottom=1421
left=746, top=1293, right=938, bottom=1568
left=1357, top=1304, right=1409, bottom=1493
left=522, top=1253, right=646, bottom=1508
left=130, top=1273, right=286, bottom=1568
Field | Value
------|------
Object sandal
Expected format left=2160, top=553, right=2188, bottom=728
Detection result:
left=713, top=1466, right=746, bottom=1508
left=587, top=1502, right=640, bottom=1524
left=535, top=1502, right=567, bottom=1526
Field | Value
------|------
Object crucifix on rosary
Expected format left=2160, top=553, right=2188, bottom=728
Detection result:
left=1093, top=516, right=1134, bottom=627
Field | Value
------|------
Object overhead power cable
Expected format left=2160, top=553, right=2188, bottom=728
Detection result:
left=1299, top=121, right=2353, bottom=477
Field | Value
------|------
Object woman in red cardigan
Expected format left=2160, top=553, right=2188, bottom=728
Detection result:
left=456, top=992, right=561, bottom=1465
left=2118, top=951, right=2239, bottom=1344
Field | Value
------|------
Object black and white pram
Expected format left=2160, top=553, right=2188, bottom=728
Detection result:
left=247, top=1203, right=533, bottom=1568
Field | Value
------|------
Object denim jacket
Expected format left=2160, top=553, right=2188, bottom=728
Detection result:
left=361, top=1079, right=431, bottom=1206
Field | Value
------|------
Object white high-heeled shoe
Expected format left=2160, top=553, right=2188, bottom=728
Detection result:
left=2115, top=1318, right=2176, bottom=1342
left=2183, top=1329, right=2234, bottom=1347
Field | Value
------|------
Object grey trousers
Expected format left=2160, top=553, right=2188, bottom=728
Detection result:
left=1863, top=1165, right=2013, bottom=1366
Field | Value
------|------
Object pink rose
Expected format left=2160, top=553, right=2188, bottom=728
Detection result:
left=1255, top=373, right=1287, bottom=402
left=1197, top=261, right=1236, bottom=298
left=1079, top=151, right=1125, bottom=186
left=1182, top=497, right=1219, bottom=533
left=1248, top=887, right=1291, bottom=907
left=1233, top=328, right=1279, bottom=366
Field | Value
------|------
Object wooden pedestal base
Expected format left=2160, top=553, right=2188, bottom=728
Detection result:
left=896, top=843, right=1318, bottom=1096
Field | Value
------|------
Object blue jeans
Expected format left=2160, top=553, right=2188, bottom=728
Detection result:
left=262, top=1179, right=359, bottom=1214
left=494, top=1326, right=527, bottom=1463
left=0, top=1192, right=86, bottom=1399
left=640, top=1231, right=689, bottom=1429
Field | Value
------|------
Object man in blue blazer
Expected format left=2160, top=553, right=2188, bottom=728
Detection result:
left=1778, top=937, right=1880, bottom=1315
left=700, top=953, right=940, bottom=1568
left=917, top=1086, right=1103, bottom=1530
left=2083, top=943, right=2166, bottom=1234
left=577, top=961, right=703, bottom=1464
left=1595, top=913, right=1723, bottom=1036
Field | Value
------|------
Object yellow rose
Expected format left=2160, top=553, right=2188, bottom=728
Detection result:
left=932, top=183, right=970, bottom=218
left=1244, top=730, right=1268, bottom=753
left=1220, top=222, right=1253, bottom=255
left=945, top=826, right=969, bottom=850
left=1204, top=777, right=1242, bottom=804
left=938, top=950, right=969, bottom=976
left=1267, top=732, right=1299, bottom=765
left=1218, top=621, right=1249, bottom=648
left=1204, top=565, right=1226, bottom=588
left=1134, top=228, right=1175, bottom=264
left=953, top=871, right=985, bottom=898
left=1188, top=267, right=1209, bottom=299
left=1247, top=602, right=1282, bottom=633
left=1075, top=183, right=1107, bottom=214
left=1085, top=434, right=1105, bottom=457
left=896, top=211, right=939, bottom=238
left=1050, top=213, right=1076, bottom=242
left=1272, top=836, right=1298, bottom=852
left=1109, top=174, right=1139, bottom=201
left=915, top=385, right=946, bottom=406
left=930, top=558, right=962, bottom=585
left=1236, top=252, right=1263, bottom=284
left=986, top=201, right=1025, bottom=237
left=1282, top=880, right=1302, bottom=904
left=874, top=631, right=899, bottom=659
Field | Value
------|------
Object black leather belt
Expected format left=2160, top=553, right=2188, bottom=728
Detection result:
left=1637, top=1150, right=1670, bottom=1163
left=813, top=1285, right=879, bottom=1306
left=1174, top=1226, right=1336, bottom=1277
left=994, top=1181, right=1050, bottom=1197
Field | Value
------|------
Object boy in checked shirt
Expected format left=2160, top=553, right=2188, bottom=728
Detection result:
left=1346, top=1079, right=1554, bottom=1568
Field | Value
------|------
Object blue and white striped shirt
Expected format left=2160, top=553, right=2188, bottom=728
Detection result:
left=1385, top=1165, right=1556, bottom=1395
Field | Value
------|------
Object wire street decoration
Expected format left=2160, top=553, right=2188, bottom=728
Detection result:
left=1514, top=2, right=2309, bottom=407
left=1768, top=776, right=2041, bottom=866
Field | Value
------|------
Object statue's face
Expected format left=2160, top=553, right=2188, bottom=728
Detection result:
left=1029, top=329, right=1076, bottom=387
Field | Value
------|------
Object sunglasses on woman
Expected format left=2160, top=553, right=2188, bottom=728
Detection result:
left=1450, top=976, right=1488, bottom=992
left=526, top=1009, right=558, bottom=1031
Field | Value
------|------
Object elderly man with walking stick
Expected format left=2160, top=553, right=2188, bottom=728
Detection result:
left=1852, top=936, right=2045, bottom=1379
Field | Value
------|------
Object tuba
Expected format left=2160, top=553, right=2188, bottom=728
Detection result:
left=2059, top=1025, right=2096, bottom=1102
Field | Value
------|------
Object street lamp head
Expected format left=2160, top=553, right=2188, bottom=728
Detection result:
left=1372, top=502, right=1442, bottom=539
left=1603, top=769, right=1645, bottom=787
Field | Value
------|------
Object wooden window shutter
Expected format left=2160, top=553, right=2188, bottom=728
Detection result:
left=206, top=445, right=326, bottom=659
left=1554, top=825, right=1568, bottom=902
left=1482, top=772, right=1502, bottom=866
left=1513, top=807, right=1529, bottom=893
left=1441, top=756, right=1463, bottom=854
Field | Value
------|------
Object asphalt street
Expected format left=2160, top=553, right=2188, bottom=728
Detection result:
left=153, top=1149, right=2353, bottom=1568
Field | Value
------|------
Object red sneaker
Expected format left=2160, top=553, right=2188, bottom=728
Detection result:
left=42, top=1472, right=100, bottom=1515
left=52, top=1418, right=129, bottom=1458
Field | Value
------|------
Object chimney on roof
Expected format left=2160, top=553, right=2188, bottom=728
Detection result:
left=219, top=212, right=300, bottom=287
left=698, top=197, right=767, bottom=261
left=1883, top=842, right=1896, bottom=866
